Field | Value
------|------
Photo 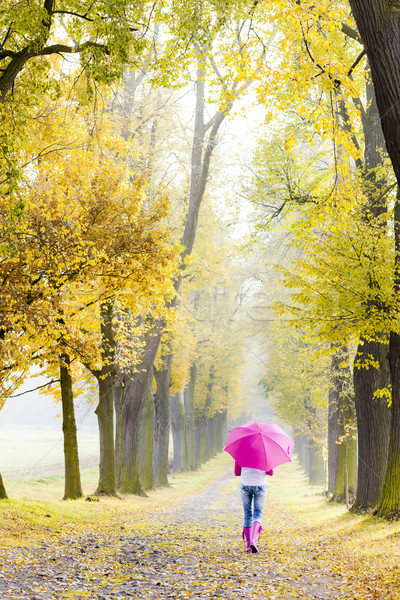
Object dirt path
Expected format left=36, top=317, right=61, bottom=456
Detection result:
left=0, top=470, right=351, bottom=600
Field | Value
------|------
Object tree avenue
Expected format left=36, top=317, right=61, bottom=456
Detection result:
left=3, top=0, right=400, bottom=530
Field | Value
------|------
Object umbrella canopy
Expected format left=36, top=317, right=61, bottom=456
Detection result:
left=224, top=420, right=294, bottom=471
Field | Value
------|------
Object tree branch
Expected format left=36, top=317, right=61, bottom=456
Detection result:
left=4, top=378, right=60, bottom=399
left=341, top=22, right=362, bottom=44
left=52, top=10, right=94, bottom=22
left=339, top=98, right=364, bottom=170
left=37, top=40, right=109, bottom=57
left=208, top=52, right=229, bottom=92
left=347, top=71, right=368, bottom=127
left=347, top=48, right=366, bottom=78
left=0, top=25, right=14, bottom=51
left=0, top=140, right=83, bottom=187
left=0, top=50, right=16, bottom=60
left=53, top=9, right=140, bottom=32
left=203, top=113, right=219, bottom=133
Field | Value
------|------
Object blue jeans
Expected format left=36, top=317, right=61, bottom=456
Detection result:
left=241, top=485, right=266, bottom=528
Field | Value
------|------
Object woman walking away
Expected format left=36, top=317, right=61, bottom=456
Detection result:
left=235, top=461, right=273, bottom=553
left=224, top=420, right=294, bottom=554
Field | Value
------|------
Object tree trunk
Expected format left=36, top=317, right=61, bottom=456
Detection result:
left=116, top=326, right=163, bottom=495
left=171, top=391, right=185, bottom=472
left=0, top=48, right=35, bottom=100
left=377, top=329, right=400, bottom=518
left=207, top=411, right=226, bottom=457
left=215, top=410, right=227, bottom=453
left=348, top=1, right=400, bottom=187
left=350, top=66, right=391, bottom=511
left=153, top=355, right=172, bottom=487
left=116, top=379, right=144, bottom=495
left=304, top=438, right=311, bottom=480
left=195, top=418, right=201, bottom=468
left=60, top=353, right=83, bottom=500
left=201, top=364, right=215, bottom=461
left=309, top=441, right=325, bottom=486
left=295, top=433, right=307, bottom=471
left=195, top=417, right=209, bottom=467
left=114, top=379, right=123, bottom=489
left=377, top=192, right=400, bottom=518
left=328, top=384, right=340, bottom=495
left=0, top=473, right=8, bottom=499
left=140, top=371, right=155, bottom=491
left=95, top=376, right=117, bottom=496
left=327, top=348, right=357, bottom=501
left=184, top=365, right=196, bottom=470
left=207, top=415, right=217, bottom=460
left=353, top=338, right=391, bottom=510
left=94, top=300, right=117, bottom=496
left=332, top=436, right=357, bottom=502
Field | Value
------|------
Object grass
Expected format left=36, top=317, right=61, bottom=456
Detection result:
left=4, top=452, right=233, bottom=503
left=5, top=468, right=100, bottom=501
left=0, top=426, right=99, bottom=472
left=166, top=452, right=232, bottom=494
left=268, top=460, right=400, bottom=579
left=0, top=452, right=234, bottom=549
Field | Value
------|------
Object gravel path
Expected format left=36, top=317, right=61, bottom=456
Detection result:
left=0, top=470, right=348, bottom=600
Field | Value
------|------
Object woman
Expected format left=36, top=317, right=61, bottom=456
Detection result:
left=235, top=461, right=273, bottom=553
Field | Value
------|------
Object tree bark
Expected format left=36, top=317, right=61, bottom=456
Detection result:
left=294, top=432, right=307, bottom=472
left=202, top=364, right=216, bottom=460
left=309, top=441, right=325, bottom=486
left=95, top=375, right=117, bottom=496
left=377, top=329, right=400, bottom=518
left=0, top=0, right=54, bottom=100
left=0, top=47, right=36, bottom=100
left=0, top=473, right=8, bottom=499
left=207, top=417, right=217, bottom=458
left=377, top=191, right=400, bottom=518
left=303, top=437, right=311, bottom=480
left=215, top=410, right=227, bottom=453
left=328, top=348, right=357, bottom=501
left=195, top=417, right=208, bottom=467
left=139, top=370, right=155, bottom=491
left=60, top=352, right=83, bottom=500
left=353, top=338, right=391, bottom=510
left=153, top=355, right=172, bottom=487
left=332, top=435, right=357, bottom=502
left=94, top=300, right=117, bottom=496
left=207, top=412, right=226, bottom=458
left=348, top=1, right=400, bottom=186
left=328, top=385, right=340, bottom=495
left=116, top=326, right=163, bottom=495
left=184, top=365, right=197, bottom=470
left=351, top=66, right=391, bottom=511
left=171, top=391, right=185, bottom=472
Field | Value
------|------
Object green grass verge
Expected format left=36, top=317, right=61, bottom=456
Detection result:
left=0, top=452, right=234, bottom=548
left=268, top=459, right=400, bottom=568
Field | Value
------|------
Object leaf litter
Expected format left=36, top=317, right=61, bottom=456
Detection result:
left=0, top=465, right=400, bottom=599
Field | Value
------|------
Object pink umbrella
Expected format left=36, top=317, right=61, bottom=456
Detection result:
left=224, top=420, right=294, bottom=471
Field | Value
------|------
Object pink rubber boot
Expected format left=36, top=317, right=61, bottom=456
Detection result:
left=250, top=521, right=263, bottom=553
left=241, top=527, right=252, bottom=552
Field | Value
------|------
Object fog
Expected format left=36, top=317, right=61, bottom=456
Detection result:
left=0, top=375, right=98, bottom=479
